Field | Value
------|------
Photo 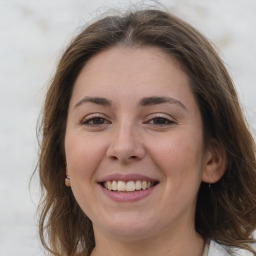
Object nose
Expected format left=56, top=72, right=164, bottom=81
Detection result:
left=106, top=122, right=146, bottom=163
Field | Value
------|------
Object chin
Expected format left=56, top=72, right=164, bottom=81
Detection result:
left=94, top=213, right=157, bottom=240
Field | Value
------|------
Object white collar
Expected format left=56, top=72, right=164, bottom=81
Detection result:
left=208, top=240, right=255, bottom=256
left=208, top=240, right=230, bottom=256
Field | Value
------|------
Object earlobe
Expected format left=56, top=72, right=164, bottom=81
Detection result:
left=201, top=140, right=227, bottom=184
left=65, top=174, right=71, bottom=187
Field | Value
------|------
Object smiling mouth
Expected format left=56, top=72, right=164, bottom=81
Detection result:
left=100, top=180, right=159, bottom=192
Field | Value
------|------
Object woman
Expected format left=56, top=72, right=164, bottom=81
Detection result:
left=37, top=8, right=256, bottom=256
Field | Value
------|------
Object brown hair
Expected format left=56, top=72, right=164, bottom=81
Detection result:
left=37, top=8, right=256, bottom=255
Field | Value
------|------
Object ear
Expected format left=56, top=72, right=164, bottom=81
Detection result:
left=201, top=140, right=227, bottom=184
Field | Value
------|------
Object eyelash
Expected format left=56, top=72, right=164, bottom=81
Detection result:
left=146, top=116, right=175, bottom=126
left=81, top=114, right=176, bottom=128
left=81, top=115, right=110, bottom=127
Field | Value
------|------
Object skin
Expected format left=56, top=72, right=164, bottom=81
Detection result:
left=65, top=46, right=226, bottom=256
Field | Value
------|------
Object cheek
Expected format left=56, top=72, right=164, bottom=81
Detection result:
left=65, top=134, right=107, bottom=180
left=65, top=135, right=107, bottom=214
left=149, top=133, right=204, bottom=182
left=150, top=134, right=205, bottom=212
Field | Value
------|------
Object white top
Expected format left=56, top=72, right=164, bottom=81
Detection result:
left=207, top=240, right=256, bottom=256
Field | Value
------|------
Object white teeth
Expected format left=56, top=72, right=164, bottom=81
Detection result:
left=126, top=181, right=136, bottom=192
left=112, top=180, right=117, bottom=191
left=117, top=181, right=126, bottom=191
left=103, top=180, right=156, bottom=192
left=106, top=181, right=112, bottom=190
left=142, top=181, right=147, bottom=190
left=135, top=180, right=142, bottom=190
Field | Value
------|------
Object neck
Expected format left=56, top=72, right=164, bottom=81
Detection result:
left=91, top=224, right=204, bottom=256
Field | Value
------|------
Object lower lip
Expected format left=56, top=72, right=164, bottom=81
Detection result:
left=99, top=184, right=158, bottom=202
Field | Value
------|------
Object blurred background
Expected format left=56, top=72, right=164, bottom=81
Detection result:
left=0, top=0, right=255, bottom=255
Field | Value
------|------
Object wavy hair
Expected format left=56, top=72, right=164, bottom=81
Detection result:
left=36, top=8, right=256, bottom=255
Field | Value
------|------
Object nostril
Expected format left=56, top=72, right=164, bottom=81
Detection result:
left=110, top=155, right=118, bottom=160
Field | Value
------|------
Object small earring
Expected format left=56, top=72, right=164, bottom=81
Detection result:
left=65, top=175, right=71, bottom=187
left=208, top=183, right=213, bottom=192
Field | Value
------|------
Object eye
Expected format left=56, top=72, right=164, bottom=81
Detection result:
left=150, top=117, right=173, bottom=125
left=145, top=115, right=176, bottom=127
left=81, top=116, right=110, bottom=126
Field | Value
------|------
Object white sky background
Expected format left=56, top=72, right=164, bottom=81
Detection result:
left=0, top=0, right=255, bottom=255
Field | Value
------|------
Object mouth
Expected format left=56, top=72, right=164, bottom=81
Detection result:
left=100, top=180, right=159, bottom=192
left=98, top=174, right=159, bottom=202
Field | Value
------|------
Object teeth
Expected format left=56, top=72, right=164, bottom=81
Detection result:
left=135, top=180, right=142, bottom=190
left=112, top=180, right=117, bottom=191
left=126, top=181, right=136, bottom=192
left=117, top=181, right=126, bottom=191
left=103, top=180, right=155, bottom=192
left=142, top=181, right=147, bottom=190
left=106, top=181, right=112, bottom=190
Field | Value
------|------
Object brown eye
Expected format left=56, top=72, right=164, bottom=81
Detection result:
left=150, top=117, right=174, bottom=125
left=90, top=118, right=105, bottom=125
left=82, top=117, right=109, bottom=126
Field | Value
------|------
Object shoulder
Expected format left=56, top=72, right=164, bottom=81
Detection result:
left=209, top=240, right=256, bottom=256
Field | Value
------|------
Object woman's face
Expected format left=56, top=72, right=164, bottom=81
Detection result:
left=65, top=46, right=212, bottom=240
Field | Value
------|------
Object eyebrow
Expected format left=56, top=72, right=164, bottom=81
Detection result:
left=74, top=97, right=112, bottom=109
left=139, top=96, right=187, bottom=111
left=74, top=96, right=187, bottom=111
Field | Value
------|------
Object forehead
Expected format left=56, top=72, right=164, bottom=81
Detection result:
left=77, top=46, right=185, bottom=80
left=70, top=46, right=196, bottom=109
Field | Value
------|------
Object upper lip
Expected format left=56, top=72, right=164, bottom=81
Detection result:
left=98, top=173, right=159, bottom=183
